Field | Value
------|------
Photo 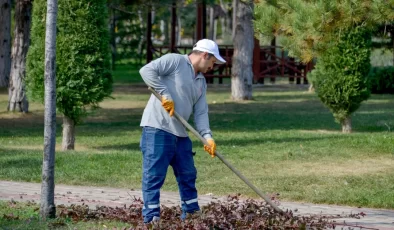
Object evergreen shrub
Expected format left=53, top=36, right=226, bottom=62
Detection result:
left=308, top=27, right=371, bottom=124
left=27, top=0, right=113, bottom=123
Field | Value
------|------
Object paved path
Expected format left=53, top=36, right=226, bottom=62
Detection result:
left=1, top=180, right=393, bottom=229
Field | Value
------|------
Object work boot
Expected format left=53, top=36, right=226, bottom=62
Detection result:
left=181, top=210, right=202, bottom=220
left=144, top=216, right=160, bottom=224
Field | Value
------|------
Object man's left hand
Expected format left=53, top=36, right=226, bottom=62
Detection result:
left=161, top=97, right=175, bottom=116
left=204, top=138, right=216, bottom=158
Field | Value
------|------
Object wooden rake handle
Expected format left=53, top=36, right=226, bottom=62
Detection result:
left=147, top=87, right=283, bottom=213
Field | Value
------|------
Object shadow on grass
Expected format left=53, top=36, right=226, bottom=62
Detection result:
left=0, top=149, right=42, bottom=181
left=92, top=143, right=141, bottom=151
left=0, top=108, right=144, bottom=138
left=214, top=135, right=349, bottom=147
left=252, top=93, right=317, bottom=101
left=206, top=98, right=394, bottom=133
left=1, top=90, right=393, bottom=140
left=0, top=219, right=44, bottom=230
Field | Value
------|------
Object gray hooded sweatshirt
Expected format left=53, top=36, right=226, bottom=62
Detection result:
left=139, top=53, right=212, bottom=139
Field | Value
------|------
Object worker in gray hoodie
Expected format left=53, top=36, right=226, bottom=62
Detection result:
left=139, top=39, right=226, bottom=223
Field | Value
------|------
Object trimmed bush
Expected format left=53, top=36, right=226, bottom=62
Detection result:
left=368, top=66, right=394, bottom=94
left=27, top=0, right=113, bottom=123
left=308, top=26, right=371, bottom=132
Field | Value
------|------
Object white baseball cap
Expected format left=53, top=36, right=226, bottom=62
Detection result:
left=193, top=39, right=226, bottom=64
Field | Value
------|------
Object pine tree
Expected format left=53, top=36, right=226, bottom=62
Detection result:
left=254, top=0, right=394, bottom=133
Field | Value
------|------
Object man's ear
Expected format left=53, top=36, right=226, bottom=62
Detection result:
left=203, top=52, right=210, bottom=60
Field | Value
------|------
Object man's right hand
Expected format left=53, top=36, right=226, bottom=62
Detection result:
left=161, top=97, right=175, bottom=116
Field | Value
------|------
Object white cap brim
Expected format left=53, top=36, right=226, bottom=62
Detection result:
left=213, top=53, right=226, bottom=64
left=193, top=47, right=226, bottom=64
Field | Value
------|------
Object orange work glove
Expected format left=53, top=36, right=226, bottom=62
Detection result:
left=161, top=97, right=175, bottom=116
left=204, top=138, right=216, bottom=158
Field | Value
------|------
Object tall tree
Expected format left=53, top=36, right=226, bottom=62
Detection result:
left=27, top=0, right=113, bottom=150
left=231, top=0, right=254, bottom=100
left=254, top=0, right=394, bottom=132
left=40, top=0, right=58, bottom=220
left=8, top=0, right=33, bottom=112
left=0, top=0, right=12, bottom=88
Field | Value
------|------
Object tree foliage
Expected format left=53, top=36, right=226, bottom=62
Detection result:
left=253, top=0, right=394, bottom=132
left=27, top=0, right=113, bottom=124
left=254, top=0, right=394, bottom=62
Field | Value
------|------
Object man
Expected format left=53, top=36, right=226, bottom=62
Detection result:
left=139, top=39, right=226, bottom=223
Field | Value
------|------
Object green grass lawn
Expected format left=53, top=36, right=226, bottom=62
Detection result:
left=111, top=63, right=144, bottom=84
left=1, top=78, right=394, bottom=210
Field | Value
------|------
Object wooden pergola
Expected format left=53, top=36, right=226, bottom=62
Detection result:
left=145, top=1, right=312, bottom=84
left=146, top=1, right=207, bottom=63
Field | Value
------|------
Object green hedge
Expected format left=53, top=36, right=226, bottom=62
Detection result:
left=368, top=66, right=394, bottom=94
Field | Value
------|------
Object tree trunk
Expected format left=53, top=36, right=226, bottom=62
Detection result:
left=308, top=83, right=315, bottom=93
left=213, top=19, right=218, bottom=41
left=0, top=0, right=11, bottom=88
left=62, top=116, right=75, bottom=150
left=219, top=0, right=230, bottom=35
left=40, top=0, right=58, bottom=221
left=220, top=17, right=226, bottom=35
left=163, top=19, right=169, bottom=45
left=231, top=0, right=254, bottom=100
left=137, top=9, right=145, bottom=58
left=341, top=116, right=352, bottom=133
left=209, top=6, right=214, bottom=40
left=8, top=0, right=32, bottom=113
left=176, top=14, right=182, bottom=46
left=231, top=0, right=238, bottom=40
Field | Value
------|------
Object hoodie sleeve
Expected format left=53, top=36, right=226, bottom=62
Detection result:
left=139, top=54, right=179, bottom=100
left=193, top=80, right=212, bottom=139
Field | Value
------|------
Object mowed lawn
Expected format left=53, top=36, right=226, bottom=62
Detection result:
left=0, top=78, right=394, bottom=209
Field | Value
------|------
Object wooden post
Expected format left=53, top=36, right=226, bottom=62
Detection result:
left=288, top=57, right=295, bottom=84
left=280, top=49, right=285, bottom=76
left=270, top=38, right=276, bottom=83
left=196, top=1, right=211, bottom=83
left=304, top=62, right=311, bottom=84
left=253, top=37, right=261, bottom=84
left=296, top=60, right=301, bottom=84
left=196, top=1, right=206, bottom=41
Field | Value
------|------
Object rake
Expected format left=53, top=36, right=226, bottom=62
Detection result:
left=148, top=87, right=283, bottom=213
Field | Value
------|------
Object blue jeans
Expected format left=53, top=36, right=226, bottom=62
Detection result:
left=140, top=126, right=200, bottom=223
